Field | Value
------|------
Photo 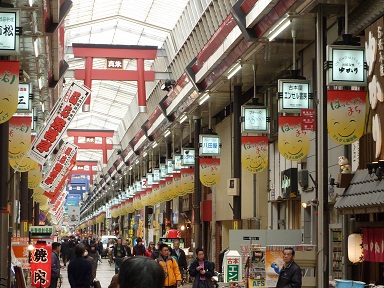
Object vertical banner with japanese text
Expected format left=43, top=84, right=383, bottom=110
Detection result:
left=200, top=158, right=221, bottom=187
left=9, top=116, right=32, bottom=159
left=30, top=242, right=52, bottom=287
left=241, top=136, right=268, bottom=174
left=0, top=61, right=19, bottom=123
left=278, top=116, right=310, bottom=161
left=327, top=90, right=366, bottom=145
left=181, top=168, right=194, bottom=194
left=28, top=83, right=90, bottom=165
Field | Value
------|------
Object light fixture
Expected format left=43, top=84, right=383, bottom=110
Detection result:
left=227, top=63, right=242, bottom=79
left=152, top=142, right=158, bottom=148
left=268, top=17, right=291, bottom=41
left=142, top=151, right=148, bottom=158
left=180, top=224, right=186, bottom=231
left=348, top=233, right=364, bottom=263
left=38, top=77, right=44, bottom=90
left=179, top=114, right=188, bottom=124
left=135, top=160, right=139, bottom=165
left=41, top=101, right=45, bottom=113
left=164, top=130, right=171, bottom=138
left=301, top=201, right=309, bottom=208
left=29, top=0, right=34, bottom=6
left=198, top=93, right=210, bottom=106
left=33, top=39, right=39, bottom=57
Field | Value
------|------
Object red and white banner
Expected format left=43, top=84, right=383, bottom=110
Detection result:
left=0, top=61, right=19, bottom=124
left=30, top=242, right=52, bottom=287
left=28, top=83, right=90, bottom=165
left=40, top=142, right=77, bottom=191
left=363, top=228, right=384, bottom=263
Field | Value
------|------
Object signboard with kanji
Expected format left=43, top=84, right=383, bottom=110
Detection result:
left=106, top=58, right=123, bottom=69
left=0, top=8, right=20, bottom=55
left=301, top=109, right=316, bottom=131
left=223, top=250, right=242, bottom=283
left=27, top=82, right=90, bottom=165
left=17, top=83, right=32, bottom=112
left=278, top=79, right=311, bottom=113
left=29, top=226, right=53, bottom=234
left=30, top=242, right=52, bottom=287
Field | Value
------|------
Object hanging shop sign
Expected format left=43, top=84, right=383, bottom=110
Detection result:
left=27, top=82, right=91, bottom=165
left=301, top=109, right=316, bottom=131
left=278, top=116, right=310, bottom=161
left=28, top=168, right=42, bottom=189
left=181, top=168, right=194, bottom=194
left=278, top=80, right=312, bottom=112
left=327, top=90, right=366, bottom=145
left=17, top=83, right=32, bottom=112
left=147, top=173, right=153, bottom=186
left=199, top=134, right=221, bottom=156
left=106, top=58, right=123, bottom=69
left=281, top=168, right=298, bottom=199
left=182, top=148, right=195, bottom=166
left=0, top=61, right=19, bottom=123
left=160, top=164, right=167, bottom=178
left=241, top=136, right=268, bottom=174
left=9, top=116, right=32, bottom=159
left=141, top=177, right=147, bottom=190
left=241, top=106, right=269, bottom=133
left=153, top=169, right=160, bottom=182
left=9, top=153, right=38, bottom=172
left=135, top=181, right=142, bottom=193
left=30, top=242, right=52, bottom=287
left=40, top=142, right=78, bottom=191
left=363, top=228, right=384, bottom=262
left=0, top=9, right=20, bottom=55
left=167, top=159, right=174, bottom=174
left=326, top=45, right=367, bottom=86
left=173, top=172, right=182, bottom=197
left=174, top=155, right=182, bottom=170
left=200, top=158, right=220, bottom=187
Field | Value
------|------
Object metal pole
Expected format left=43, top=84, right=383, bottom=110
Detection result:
left=316, top=5, right=329, bottom=287
left=20, top=172, right=29, bottom=237
left=233, top=84, right=242, bottom=225
left=193, top=117, right=201, bottom=249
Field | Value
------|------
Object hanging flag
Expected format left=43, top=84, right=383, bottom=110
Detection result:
left=241, top=136, right=268, bottom=174
left=9, top=116, right=32, bottom=159
left=327, top=90, right=366, bottom=145
left=27, top=83, right=90, bottom=165
left=278, top=116, right=310, bottom=161
left=200, top=158, right=220, bottom=187
left=0, top=61, right=19, bottom=124
left=181, top=168, right=194, bottom=194
left=30, top=242, right=52, bottom=287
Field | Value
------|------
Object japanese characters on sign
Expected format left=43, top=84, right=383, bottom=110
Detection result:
left=30, top=242, right=52, bottom=287
left=106, top=58, right=123, bottom=69
left=326, top=45, right=367, bottom=86
left=0, top=60, right=19, bottom=123
left=40, top=142, right=78, bottom=191
left=199, top=134, right=221, bottom=156
left=0, top=9, right=20, bottom=54
left=301, top=109, right=316, bottom=131
left=27, top=82, right=90, bottom=165
left=278, top=80, right=311, bottom=112
left=241, top=106, right=269, bottom=133
left=17, top=83, right=32, bottom=112
left=223, top=251, right=242, bottom=283
left=182, top=148, right=195, bottom=165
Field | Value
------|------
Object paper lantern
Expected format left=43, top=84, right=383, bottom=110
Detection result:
left=348, top=233, right=363, bottom=263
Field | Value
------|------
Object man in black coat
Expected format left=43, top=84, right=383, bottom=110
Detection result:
left=68, top=244, right=92, bottom=288
left=276, top=247, right=302, bottom=288
left=171, top=239, right=188, bottom=275
left=60, top=238, right=70, bottom=267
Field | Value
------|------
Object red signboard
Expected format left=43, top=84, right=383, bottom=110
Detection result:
left=30, top=242, right=52, bottom=287
left=301, top=109, right=316, bottom=131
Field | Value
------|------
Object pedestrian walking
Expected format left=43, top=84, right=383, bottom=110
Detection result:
left=171, top=239, right=188, bottom=276
left=189, top=248, right=215, bottom=288
left=113, top=238, right=128, bottom=274
left=48, top=242, right=61, bottom=288
left=61, top=238, right=70, bottom=267
left=132, top=237, right=146, bottom=256
left=276, top=247, right=302, bottom=288
left=68, top=244, right=93, bottom=288
left=156, top=244, right=182, bottom=288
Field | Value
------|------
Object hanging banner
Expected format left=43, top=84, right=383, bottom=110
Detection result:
left=30, top=242, right=52, bottom=287
left=27, top=82, right=90, bottom=165
left=40, top=142, right=78, bottom=191
left=172, top=173, right=182, bottom=196
left=0, top=61, right=19, bottom=124
left=327, top=90, right=366, bottom=145
left=165, top=176, right=174, bottom=200
left=241, top=136, right=268, bottom=174
left=278, top=116, right=310, bottom=161
left=363, top=228, right=384, bottom=263
left=28, top=168, right=42, bottom=189
left=181, top=168, right=194, bottom=194
left=200, top=158, right=220, bottom=187
left=9, top=116, right=32, bottom=159
left=17, top=83, right=32, bottom=112
left=9, top=155, right=38, bottom=172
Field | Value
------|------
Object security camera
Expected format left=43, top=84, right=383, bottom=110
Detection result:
left=185, top=150, right=189, bottom=155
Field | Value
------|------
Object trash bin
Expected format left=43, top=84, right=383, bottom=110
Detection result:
left=335, top=280, right=366, bottom=288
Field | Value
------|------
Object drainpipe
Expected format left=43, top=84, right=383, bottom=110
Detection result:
left=233, top=84, right=242, bottom=226
left=193, top=117, right=202, bottom=249
left=20, top=172, right=29, bottom=237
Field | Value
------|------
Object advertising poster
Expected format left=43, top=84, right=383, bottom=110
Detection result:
left=241, top=136, right=268, bottom=174
left=265, top=245, right=285, bottom=287
left=250, top=247, right=266, bottom=280
left=327, top=90, right=366, bottom=145
left=200, top=158, right=221, bottom=187
left=278, top=116, right=310, bottom=161
left=0, top=61, right=19, bottom=124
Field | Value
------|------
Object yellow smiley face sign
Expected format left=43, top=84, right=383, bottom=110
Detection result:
left=278, top=116, right=311, bottom=161
left=0, top=61, right=20, bottom=124
left=9, top=116, right=32, bottom=159
left=181, top=168, right=194, bottom=194
left=241, top=136, right=269, bottom=174
left=28, top=168, right=43, bottom=189
left=327, top=90, right=366, bottom=145
left=9, top=154, right=39, bottom=172
left=200, top=158, right=220, bottom=187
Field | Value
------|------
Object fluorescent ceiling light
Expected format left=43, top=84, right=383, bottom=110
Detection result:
left=135, top=160, right=139, bottom=165
left=34, top=39, right=39, bottom=57
left=179, top=114, right=188, bottom=124
left=268, top=18, right=291, bottom=41
left=142, top=152, right=147, bottom=158
left=227, top=63, right=242, bottom=79
left=152, top=142, right=158, bottom=148
left=198, top=93, right=210, bottom=106
left=38, top=77, right=43, bottom=90
left=164, top=130, right=171, bottom=138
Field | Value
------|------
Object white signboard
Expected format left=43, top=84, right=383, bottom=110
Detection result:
left=278, top=80, right=311, bottom=112
left=199, top=134, right=221, bottom=156
left=141, top=177, right=147, bottom=189
left=135, top=181, right=142, bottom=193
left=147, top=174, right=153, bottom=186
left=27, top=82, right=90, bottom=165
left=326, top=45, right=367, bottom=86
left=17, top=83, right=32, bottom=112
left=241, top=106, right=269, bottom=133
left=153, top=169, right=160, bottom=182
left=167, top=159, right=173, bottom=175
left=160, top=164, right=167, bottom=178
left=0, top=9, right=20, bottom=55
left=182, top=148, right=195, bottom=166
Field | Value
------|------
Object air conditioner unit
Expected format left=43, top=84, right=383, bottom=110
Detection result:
left=227, top=178, right=240, bottom=196
left=298, top=170, right=309, bottom=189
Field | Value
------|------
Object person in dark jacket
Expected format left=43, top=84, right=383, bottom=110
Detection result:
left=68, top=241, right=77, bottom=263
left=132, top=237, right=146, bottom=256
left=189, top=248, right=214, bottom=288
left=171, top=239, right=188, bottom=276
left=61, top=238, right=70, bottom=267
left=48, top=242, right=61, bottom=288
left=150, top=241, right=162, bottom=260
left=68, top=244, right=92, bottom=288
left=113, top=238, right=128, bottom=274
left=276, top=247, right=302, bottom=288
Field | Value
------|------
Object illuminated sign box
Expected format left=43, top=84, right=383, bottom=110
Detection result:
left=182, top=148, right=195, bottom=165
left=326, top=45, right=367, bottom=86
left=278, top=80, right=312, bottom=113
left=0, top=8, right=20, bottom=55
left=199, top=134, right=221, bottom=156
left=17, top=83, right=32, bottom=112
left=174, top=155, right=182, bottom=170
left=241, top=106, right=269, bottom=133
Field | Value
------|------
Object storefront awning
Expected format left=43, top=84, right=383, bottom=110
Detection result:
left=335, top=169, right=384, bottom=214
